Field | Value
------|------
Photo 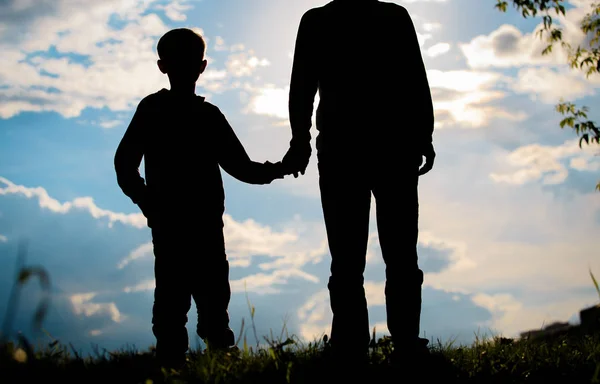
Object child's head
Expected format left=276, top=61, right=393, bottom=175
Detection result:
left=157, top=28, right=207, bottom=85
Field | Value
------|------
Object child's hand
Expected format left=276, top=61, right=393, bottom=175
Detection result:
left=264, top=161, right=286, bottom=183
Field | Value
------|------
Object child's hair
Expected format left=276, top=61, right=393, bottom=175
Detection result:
left=157, top=28, right=206, bottom=62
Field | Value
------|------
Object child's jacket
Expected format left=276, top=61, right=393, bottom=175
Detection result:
left=114, top=88, right=274, bottom=227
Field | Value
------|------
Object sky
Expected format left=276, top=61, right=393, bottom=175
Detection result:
left=1, top=0, right=600, bottom=355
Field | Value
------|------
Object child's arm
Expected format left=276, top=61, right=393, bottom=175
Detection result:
left=114, top=100, right=150, bottom=215
left=214, top=109, right=283, bottom=185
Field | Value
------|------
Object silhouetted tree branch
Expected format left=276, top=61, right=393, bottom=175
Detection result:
left=495, top=0, right=600, bottom=190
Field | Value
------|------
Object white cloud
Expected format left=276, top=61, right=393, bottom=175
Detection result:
left=0, top=176, right=148, bottom=229
left=243, top=84, right=319, bottom=126
left=153, top=0, right=194, bottom=21
left=416, top=32, right=432, bottom=48
left=70, top=292, right=123, bottom=323
left=117, top=242, right=153, bottom=270
left=418, top=231, right=475, bottom=273
left=0, top=0, right=169, bottom=119
left=511, top=67, right=597, bottom=103
left=0, top=173, right=329, bottom=299
left=225, top=51, right=271, bottom=77
left=214, top=36, right=228, bottom=51
left=123, top=279, right=155, bottom=293
left=365, top=232, right=381, bottom=265
left=426, top=70, right=527, bottom=128
left=460, top=24, right=567, bottom=69
left=0, top=174, right=329, bottom=294
left=570, top=156, right=600, bottom=171
left=0, top=234, right=7, bottom=243
left=297, top=289, right=330, bottom=342
left=0, top=0, right=271, bottom=119
left=459, top=2, right=600, bottom=103
left=245, top=85, right=289, bottom=120
left=230, top=268, right=319, bottom=295
left=422, top=22, right=442, bottom=32
left=489, top=138, right=599, bottom=185
left=460, top=0, right=594, bottom=70
left=118, top=215, right=329, bottom=295
left=427, top=69, right=507, bottom=93
left=426, top=42, right=451, bottom=57
left=364, top=281, right=386, bottom=307
left=212, top=36, right=247, bottom=53
left=223, top=215, right=327, bottom=269
left=98, top=119, right=123, bottom=129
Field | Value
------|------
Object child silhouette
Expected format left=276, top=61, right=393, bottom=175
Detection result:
left=114, top=28, right=286, bottom=368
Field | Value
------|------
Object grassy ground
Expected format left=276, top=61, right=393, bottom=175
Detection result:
left=1, top=330, right=599, bottom=384
left=3, top=248, right=599, bottom=383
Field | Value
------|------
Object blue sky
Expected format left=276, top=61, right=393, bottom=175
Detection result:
left=1, top=0, right=600, bottom=355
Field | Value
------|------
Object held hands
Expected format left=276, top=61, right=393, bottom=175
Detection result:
left=261, top=142, right=312, bottom=184
left=263, top=159, right=302, bottom=183
left=263, top=161, right=287, bottom=183
left=263, top=145, right=311, bottom=183
left=281, top=142, right=311, bottom=178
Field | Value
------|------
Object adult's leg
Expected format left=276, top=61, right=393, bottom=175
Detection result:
left=151, top=226, right=192, bottom=365
left=372, top=164, right=425, bottom=347
left=318, top=159, right=372, bottom=357
left=190, top=219, right=234, bottom=349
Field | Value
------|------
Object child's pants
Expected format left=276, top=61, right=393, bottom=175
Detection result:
left=150, top=221, right=232, bottom=358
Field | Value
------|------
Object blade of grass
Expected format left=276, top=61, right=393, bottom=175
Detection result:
left=1, top=239, right=28, bottom=343
left=590, top=267, right=600, bottom=301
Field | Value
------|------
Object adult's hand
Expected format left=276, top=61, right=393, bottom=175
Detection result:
left=282, top=143, right=311, bottom=178
left=418, top=142, right=435, bottom=176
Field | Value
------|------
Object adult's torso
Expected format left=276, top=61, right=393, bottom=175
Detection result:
left=308, top=0, right=421, bottom=161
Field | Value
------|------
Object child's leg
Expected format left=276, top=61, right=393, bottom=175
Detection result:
left=151, top=228, right=193, bottom=363
left=191, top=222, right=234, bottom=348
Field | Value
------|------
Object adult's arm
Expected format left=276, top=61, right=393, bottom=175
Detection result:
left=401, top=6, right=435, bottom=151
left=288, top=10, right=319, bottom=153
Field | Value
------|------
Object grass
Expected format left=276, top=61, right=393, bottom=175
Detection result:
left=1, top=330, right=599, bottom=383
left=1, top=241, right=600, bottom=383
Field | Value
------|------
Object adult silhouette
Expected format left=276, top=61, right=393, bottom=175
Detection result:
left=283, top=0, right=435, bottom=366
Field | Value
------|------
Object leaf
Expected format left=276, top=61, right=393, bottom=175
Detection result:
left=542, top=45, right=553, bottom=55
left=494, top=0, right=508, bottom=12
